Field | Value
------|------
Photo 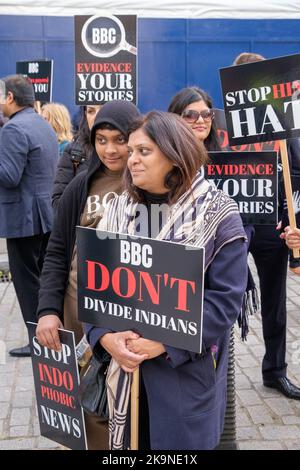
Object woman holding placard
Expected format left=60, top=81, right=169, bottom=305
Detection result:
left=85, top=111, right=248, bottom=450
left=36, top=100, right=142, bottom=449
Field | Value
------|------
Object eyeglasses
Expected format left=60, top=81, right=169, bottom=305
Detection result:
left=181, top=109, right=215, bottom=123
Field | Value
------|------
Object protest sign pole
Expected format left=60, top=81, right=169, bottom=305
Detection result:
left=280, top=140, right=300, bottom=258
left=130, top=367, right=139, bottom=450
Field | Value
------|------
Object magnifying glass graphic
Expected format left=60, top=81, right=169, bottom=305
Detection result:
left=81, top=15, right=137, bottom=59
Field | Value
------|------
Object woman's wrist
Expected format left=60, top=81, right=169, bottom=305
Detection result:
left=99, top=332, right=114, bottom=350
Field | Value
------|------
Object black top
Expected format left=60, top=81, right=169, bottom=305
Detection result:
left=134, top=191, right=170, bottom=239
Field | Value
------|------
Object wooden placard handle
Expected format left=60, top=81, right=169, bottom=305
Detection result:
left=279, top=140, right=300, bottom=259
left=130, top=367, right=139, bottom=450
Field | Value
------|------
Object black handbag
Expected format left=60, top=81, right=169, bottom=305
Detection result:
left=78, top=352, right=110, bottom=419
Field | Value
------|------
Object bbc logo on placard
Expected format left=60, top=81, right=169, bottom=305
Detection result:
left=28, top=62, right=39, bottom=74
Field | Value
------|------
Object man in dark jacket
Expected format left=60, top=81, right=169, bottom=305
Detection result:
left=0, top=74, right=58, bottom=356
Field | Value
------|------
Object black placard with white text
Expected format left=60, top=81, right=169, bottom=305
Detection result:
left=77, top=228, right=204, bottom=354
left=214, top=108, right=282, bottom=154
left=16, top=60, right=53, bottom=102
left=74, top=15, right=137, bottom=105
left=27, top=322, right=87, bottom=450
left=220, top=54, right=300, bottom=146
left=205, top=151, right=278, bottom=225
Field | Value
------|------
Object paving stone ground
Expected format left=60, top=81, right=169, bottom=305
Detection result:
left=0, top=254, right=299, bottom=450
left=236, top=256, right=300, bottom=450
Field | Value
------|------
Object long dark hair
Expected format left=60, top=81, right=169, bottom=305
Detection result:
left=168, top=87, right=221, bottom=151
left=125, top=111, right=208, bottom=204
left=75, top=106, right=94, bottom=159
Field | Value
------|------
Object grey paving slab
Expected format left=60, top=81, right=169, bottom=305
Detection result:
left=0, top=438, right=36, bottom=450
left=10, top=408, right=31, bottom=427
left=247, top=405, right=276, bottom=425
left=238, top=440, right=284, bottom=450
left=259, top=425, right=300, bottom=440
left=234, top=261, right=300, bottom=450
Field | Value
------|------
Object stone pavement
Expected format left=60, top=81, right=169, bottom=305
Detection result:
left=0, top=255, right=299, bottom=450
left=0, top=281, right=61, bottom=450
left=236, top=256, right=300, bottom=450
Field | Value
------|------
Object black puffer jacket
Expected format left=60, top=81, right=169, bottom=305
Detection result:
left=52, top=136, right=91, bottom=211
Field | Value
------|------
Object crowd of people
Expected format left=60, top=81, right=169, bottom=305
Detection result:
left=0, top=51, right=300, bottom=450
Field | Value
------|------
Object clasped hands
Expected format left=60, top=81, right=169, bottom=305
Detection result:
left=36, top=315, right=166, bottom=374
left=100, top=331, right=166, bottom=373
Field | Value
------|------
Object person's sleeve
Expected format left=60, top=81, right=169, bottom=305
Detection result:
left=84, top=323, right=113, bottom=359
left=0, top=124, right=28, bottom=187
left=37, top=179, right=80, bottom=321
left=165, top=238, right=248, bottom=368
left=52, top=145, right=75, bottom=211
left=37, top=210, right=69, bottom=320
left=243, top=224, right=254, bottom=249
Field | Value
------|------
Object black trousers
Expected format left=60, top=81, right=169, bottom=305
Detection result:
left=6, top=233, right=50, bottom=329
left=249, top=225, right=289, bottom=381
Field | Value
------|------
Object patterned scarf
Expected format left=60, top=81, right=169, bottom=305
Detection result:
left=106, top=359, right=132, bottom=450
left=100, top=172, right=246, bottom=268
left=98, top=172, right=250, bottom=449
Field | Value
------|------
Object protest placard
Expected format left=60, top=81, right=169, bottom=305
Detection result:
left=74, top=14, right=137, bottom=105
left=16, top=60, right=53, bottom=102
left=220, top=53, right=300, bottom=146
left=220, top=54, right=300, bottom=256
left=28, top=322, right=87, bottom=450
left=77, top=228, right=204, bottom=354
left=206, top=151, right=278, bottom=224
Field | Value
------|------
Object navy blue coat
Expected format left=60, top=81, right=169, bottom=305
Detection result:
left=0, top=107, right=58, bottom=238
left=86, top=236, right=248, bottom=450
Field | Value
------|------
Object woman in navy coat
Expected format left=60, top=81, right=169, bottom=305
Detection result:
left=85, top=111, right=248, bottom=450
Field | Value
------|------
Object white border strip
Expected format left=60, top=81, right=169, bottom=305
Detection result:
left=0, top=1, right=300, bottom=19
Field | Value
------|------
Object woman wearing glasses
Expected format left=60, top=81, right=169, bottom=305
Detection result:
left=168, top=86, right=220, bottom=151
left=169, top=86, right=256, bottom=310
